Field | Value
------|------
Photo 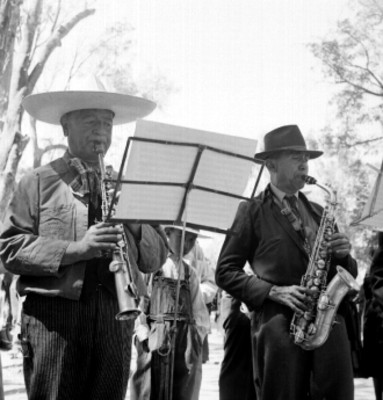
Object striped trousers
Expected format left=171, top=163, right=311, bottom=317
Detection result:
left=20, top=287, right=134, bottom=400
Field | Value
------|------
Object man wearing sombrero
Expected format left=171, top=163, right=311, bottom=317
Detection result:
left=0, top=86, right=167, bottom=400
left=216, top=125, right=358, bottom=400
left=130, top=225, right=210, bottom=400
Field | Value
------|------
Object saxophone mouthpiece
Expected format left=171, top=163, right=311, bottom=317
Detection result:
left=304, top=175, right=317, bottom=185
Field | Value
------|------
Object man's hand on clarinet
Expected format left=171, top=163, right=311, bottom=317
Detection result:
left=62, top=223, right=123, bottom=264
left=105, top=186, right=142, bottom=241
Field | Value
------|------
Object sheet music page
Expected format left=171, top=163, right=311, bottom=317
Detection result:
left=114, top=120, right=259, bottom=232
left=354, top=168, right=383, bottom=229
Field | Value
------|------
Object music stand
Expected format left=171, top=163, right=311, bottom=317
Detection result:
left=108, top=120, right=264, bottom=233
left=352, top=160, right=383, bottom=230
left=107, top=120, right=264, bottom=400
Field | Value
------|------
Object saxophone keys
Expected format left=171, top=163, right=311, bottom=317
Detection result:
left=109, top=260, right=123, bottom=272
left=315, top=269, right=326, bottom=278
left=316, top=259, right=326, bottom=269
left=319, top=250, right=327, bottom=258
left=307, top=323, right=317, bottom=335
left=317, top=294, right=329, bottom=311
left=313, top=278, right=322, bottom=286
left=294, top=328, right=305, bottom=344
left=309, top=286, right=321, bottom=299
left=303, top=311, right=314, bottom=320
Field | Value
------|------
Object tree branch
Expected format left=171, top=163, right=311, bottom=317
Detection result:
left=344, top=135, right=383, bottom=148
left=28, top=7, right=95, bottom=90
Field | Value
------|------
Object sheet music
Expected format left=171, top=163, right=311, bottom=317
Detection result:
left=114, top=120, right=260, bottom=233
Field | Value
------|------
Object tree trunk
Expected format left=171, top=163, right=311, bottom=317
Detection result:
left=0, top=0, right=95, bottom=218
left=0, top=0, right=42, bottom=172
left=0, top=0, right=22, bottom=116
left=0, top=132, right=29, bottom=221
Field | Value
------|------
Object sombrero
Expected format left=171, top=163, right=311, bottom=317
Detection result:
left=22, top=91, right=156, bottom=126
left=22, top=76, right=156, bottom=125
left=162, top=225, right=212, bottom=239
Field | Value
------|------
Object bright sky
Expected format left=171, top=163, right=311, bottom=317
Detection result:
left=83, top=0, right=351, bottom=144
left=32, top=0, right=353, bottom=189
left=29, top=0, right=358, bottom=257
left=33, top=0, right=351, bottom=161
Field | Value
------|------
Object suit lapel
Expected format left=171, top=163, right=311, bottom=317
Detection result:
left=299, top=193, right=322, bottom=225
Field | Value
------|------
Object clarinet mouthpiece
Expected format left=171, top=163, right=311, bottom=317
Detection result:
left=93, top=143, right=106, bottom=154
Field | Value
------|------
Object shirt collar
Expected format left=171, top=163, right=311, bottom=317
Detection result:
left=270, top=182, right=299, bottom=204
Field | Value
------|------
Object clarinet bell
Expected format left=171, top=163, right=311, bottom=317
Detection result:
left=113, top=263, right=141, bottom=321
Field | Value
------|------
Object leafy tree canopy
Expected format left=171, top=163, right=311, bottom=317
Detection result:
left=309, top=0, right=383, bottom=274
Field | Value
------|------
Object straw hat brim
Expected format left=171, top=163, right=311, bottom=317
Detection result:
left=162, top=225, right=212, bottom=239
left=22, top=91, right=156, bottom=125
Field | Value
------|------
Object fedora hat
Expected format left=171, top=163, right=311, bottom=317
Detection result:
left=22, top=76, right=156, bottom=125
left=254, top=125, right=323, bottom=160
left=163, top=225, right=212, bottom=239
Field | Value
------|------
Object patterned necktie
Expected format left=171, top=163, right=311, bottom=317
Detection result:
left=285, top=195, right=301, bottom=221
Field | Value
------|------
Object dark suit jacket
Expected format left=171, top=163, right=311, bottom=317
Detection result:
left=370, top=246, right=383, bottom=307
left=215, top=185, right=358, bottom=312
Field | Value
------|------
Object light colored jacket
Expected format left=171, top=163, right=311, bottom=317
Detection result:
left=184, top=241, right=217, bottom=305
left=0, top=157, right=167, bottom=300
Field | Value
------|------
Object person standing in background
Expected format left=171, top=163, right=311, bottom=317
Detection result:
left=185, top=241, right=217, bottom=360
left=130, top=226, right=210, bottom=400
left=362, top=231, right=383, bottom=400
left=184, top=239, right=217, bottom=400
left=218, top=291, right=256, bottom=400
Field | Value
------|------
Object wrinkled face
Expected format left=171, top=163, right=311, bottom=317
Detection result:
left=266, top=151, right=310, bottom=194
left=167, top=230, right=198, bottom=257
left=61, top=109, right=114, bottom=163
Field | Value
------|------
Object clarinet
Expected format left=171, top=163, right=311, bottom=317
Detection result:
left=94, top=143, right=141, bottom=321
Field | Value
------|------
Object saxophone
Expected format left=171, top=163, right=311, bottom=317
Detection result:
left=94, top=143, right=141, bottom=321
left=290, top=175, right=360, bottom=350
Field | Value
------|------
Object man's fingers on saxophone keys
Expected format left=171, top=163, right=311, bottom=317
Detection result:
left=291, top=286, right=314, bottom=313
left=329, top=233, right=352, bottom=256
left=290, top=298, right=307, bottom=315
left=294, top=286, right=308, bottom=301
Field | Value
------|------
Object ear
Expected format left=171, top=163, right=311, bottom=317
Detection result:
left=265, top=158, right=277, bottom=173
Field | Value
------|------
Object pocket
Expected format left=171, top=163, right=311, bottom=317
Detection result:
left=185, top=323, right=203, bottom=369
left=148, top=321, right=169, bottom=352
left=39, top=205, right=74, bottom=240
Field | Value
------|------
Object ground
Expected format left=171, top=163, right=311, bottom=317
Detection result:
left=0, top=325, right=377, bottom=400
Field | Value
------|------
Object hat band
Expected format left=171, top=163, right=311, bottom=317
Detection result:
left=263, top=145, right=313, bottom=153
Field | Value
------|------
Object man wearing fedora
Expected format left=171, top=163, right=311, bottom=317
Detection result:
left=0, top=88, right=167, bottom=399
left=216, top=125, right=358, bottom=400
left=130, top=225, right=210, bottom=400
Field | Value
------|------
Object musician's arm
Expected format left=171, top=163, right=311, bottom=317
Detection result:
left=0, top=174, right=70, bottom=276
